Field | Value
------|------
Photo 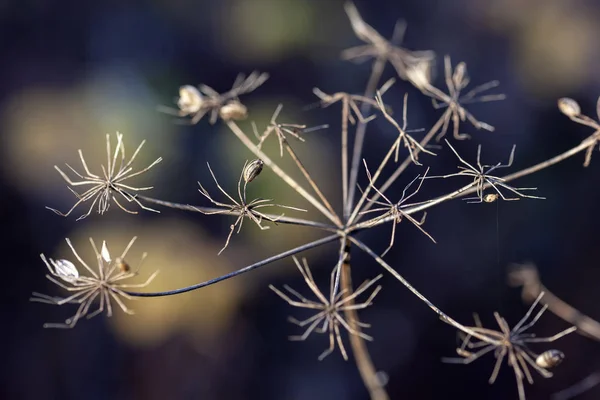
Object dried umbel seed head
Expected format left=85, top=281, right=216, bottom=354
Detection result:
left=178, top=85, right=203, bottom=114
left=558, top=98, right=581, bottom=117
left=483, top=193, right=498, bottom=203
left=535, top=349, right=565, bottom=368
left=219, top=100, right=248, bottom=121
left=244, top=159, right=264, bottom=183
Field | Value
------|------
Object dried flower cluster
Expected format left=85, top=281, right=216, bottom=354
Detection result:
left=33, top=2, right=600, bottom=400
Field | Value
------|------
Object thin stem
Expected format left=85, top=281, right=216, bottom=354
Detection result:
left=282, top=139, right=342, bottom=226
left=226, top=120, right=342, bottom=227
left=397, top=136, right=595, bottom=217
left=355, top=111, right=449, bottom=222
left=349, top=236, right=502, bottom=345
left=136, top=195, right=338, bottom=232
left=501, top=137, right=594, bottom=182
left=126, top=234, right=340, bottom=297
left=342, top=99, right=350, bottom=218
left=340, top=236, right=389, bottom=400
left=346, top=57, right=387, bottom=219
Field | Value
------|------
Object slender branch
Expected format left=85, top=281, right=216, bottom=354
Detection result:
left=347, top=110, right=448, bottom=225
left=355, top=111, right=449, bottom=222
left=346, top=57, right=387, bottom=218
left=340, top=237, right=389, bottom=400
left=509, top=263, right=600, bottom=341
left=136, top=195, right=339, bottom=232
left=501, top=137, right=595, bottom=182
left=226, top=120, right=342, bottom=226
left=342, top=99, right=350, bottom=218
left=126, top=234, right=340, bottom=297
left=360, top=135, right=596, bottom=222
left=349, top=236, right=502, bottom=345
left=282, top=139, right=342, bottom=226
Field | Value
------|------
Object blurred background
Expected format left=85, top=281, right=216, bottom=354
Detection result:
left=2, top=0, right=600, bottom=399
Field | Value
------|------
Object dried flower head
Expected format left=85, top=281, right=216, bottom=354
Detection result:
left=197, top=161, right=306, bottom=255
left=46, top=132, right=162, bottom=220
left=342, top=1, right=435, bottom=80
left=375, top=90, right=435, bottom=165
left=254, top=104, right=328, bottom=157
left=159, top=71, right=268, bottom=125
left=269, top=256, right=382, bottom=361
left=414, top=55, right=506, bottom=141
left=443, top=293, right=576, bottom=400
left=359, top=160, right=435, bottom=256
left=428, top=140, right=544, bottom=203
left=30, top=237, right=158, bottom=328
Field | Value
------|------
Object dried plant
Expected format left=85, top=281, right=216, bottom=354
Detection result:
left=269, top=256, right=382, bottom=361
left=47, top=132, right=162, bottom=220
left=442, top=293, right=576, bottom=400
left=254, top=104, right=328, bottom=157
left=410, top=55, right=506, bottom=141
left=342, top=2, right=435, bottom=80
left=427, top=140, right=545, bottom=203
left=375, top=91, right=434, bottom=164
left=31, top=237, right=158, bottom=328
left=196, top=160, right=306, bottom=255
left=359, top=160, right=435, bottom=256
left=34, top=2, right=600, bottom=400
left=158, top=71, right=269, bottom=125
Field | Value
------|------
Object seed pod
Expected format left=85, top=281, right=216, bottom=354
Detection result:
left=54, top=259, right=79, bottom=282
left=116, top=257, right=131, bottom=273
left=558, top=98, right=580, bottom=117
left=244, top=159, right=264, bottom=183
left=219, top=100, right=248, bottom=121
left=178, top=85, right=203, bottom=114
left=101, top=241, right=111, bottom=263
left=483, top=193, right=498, bottom=203
left=535, top=349, right=564, bottom=368
left=453, top=62, right=470, bottom=89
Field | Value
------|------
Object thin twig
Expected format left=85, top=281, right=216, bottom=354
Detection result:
left=226, top=120, right=342, bottom=227
left=349, top=236, right=502, bottom=345
left=125, top=234, right=340, bottom=297
left=346, top=57, right=387, bottom=219
left=136, top=195, right=339, bottom=232
left=354, top=110, right=449, bottom=223
left=282, top=139, right=340, bottom=227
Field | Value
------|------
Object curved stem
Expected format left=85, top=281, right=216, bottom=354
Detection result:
left=340, top=237, right=389, bottom=400
left=137, top=195, right=339, bottom=232
left=126, top=234, right=340, bottom=297
left=226, top=120, right=342, bottom=227
left=350, top=236, right=502, bottom=345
